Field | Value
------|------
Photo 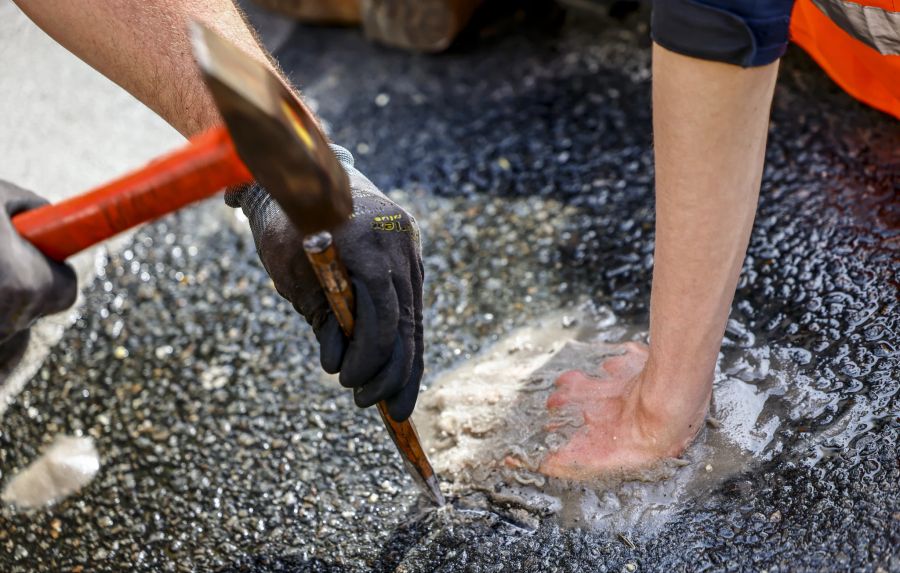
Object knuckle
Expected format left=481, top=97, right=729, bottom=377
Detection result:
left=61, top=282, right=78, bottom=308
left=3, top=274, right=37, bottom=299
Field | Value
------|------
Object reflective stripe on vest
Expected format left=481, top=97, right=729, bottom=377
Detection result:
left=791, top=0, right=900, bottom=118
left=810, top=0, right=900, bottom=54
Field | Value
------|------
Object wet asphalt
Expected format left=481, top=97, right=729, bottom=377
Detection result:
left=1, top=4, right=898, bottom=572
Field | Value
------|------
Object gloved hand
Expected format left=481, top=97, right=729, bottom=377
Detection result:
left=226, top=145, right=424, bottom=421
left=0, top=181, right=78, bottom=346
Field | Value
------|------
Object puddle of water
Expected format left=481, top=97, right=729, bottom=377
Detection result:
left=415, top=302, right=886, bottom=536
left=1, top=435, right=100, bottom=509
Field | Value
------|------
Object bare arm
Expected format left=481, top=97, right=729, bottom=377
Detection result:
left=542, top=43, right=780, bottom=478
left=12, top=0, right=429, bottom=422
left=641, top=44, right=778, bottom=431
left=12, top=0, right=298, bottom=138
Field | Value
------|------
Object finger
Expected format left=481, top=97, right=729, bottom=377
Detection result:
left=385, top=354, right=423, bottom=421
left=37, top=260, right=78, bottom=317
left=353, top=334, right=408, bottom=409
left=378, top=271, right=417, bottom=393
left=339, top=279, right=398, bottom=388
left=2, top=183, right=47, bottom=216
left=385, top=265, right=424, bottom=421
left=0, top=329, right=31, bottom=367
left=316, top=314, right=347, bottom=374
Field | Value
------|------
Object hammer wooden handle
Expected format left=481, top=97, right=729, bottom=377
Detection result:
left=13, top=126, right=252, bottom=261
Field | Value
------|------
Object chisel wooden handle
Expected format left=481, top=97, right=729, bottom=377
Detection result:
left=303, top=231, right=445, bottom=506
left=12, top=126, right=252, bottom=261
left=302, top=231, right=357, bottom=334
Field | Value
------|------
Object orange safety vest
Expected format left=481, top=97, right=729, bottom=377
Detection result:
left=790, top=0, right=900, bottom=119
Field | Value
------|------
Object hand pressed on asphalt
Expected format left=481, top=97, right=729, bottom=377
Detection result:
left=226, top=145, right=424, bottom=421
left=0, top=180, right=78, bottom=347
left=538, top=342, right=710, bottom=479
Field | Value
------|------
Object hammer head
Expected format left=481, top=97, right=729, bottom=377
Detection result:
left=190, top=23, right=352, bottom=235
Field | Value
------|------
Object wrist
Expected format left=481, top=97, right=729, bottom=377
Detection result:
left=634, top=365, right=712, bottom=454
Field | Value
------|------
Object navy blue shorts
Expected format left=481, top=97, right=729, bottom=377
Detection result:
left=651, top=0, right=796, bottom=67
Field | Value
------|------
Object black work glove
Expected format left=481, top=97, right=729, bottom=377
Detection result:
left=0, top=181, right=78, bottom=347
left=226, top=145, right=424, bottom=421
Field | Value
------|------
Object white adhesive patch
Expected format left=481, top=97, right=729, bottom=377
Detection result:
left=2, top=436, right=100, bottom=509
left=417, top=311, right=574, bottom=473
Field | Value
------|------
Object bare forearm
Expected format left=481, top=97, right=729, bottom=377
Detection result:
left=14, top=0, right=287, bottom=138
left=645, top=44, right=778, bottom=408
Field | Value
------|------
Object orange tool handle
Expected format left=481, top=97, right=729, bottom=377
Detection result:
left=12, top=126, right=253, bottom=262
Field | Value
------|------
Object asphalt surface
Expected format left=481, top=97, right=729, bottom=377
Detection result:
left=1, top=4, right=898, bottom=572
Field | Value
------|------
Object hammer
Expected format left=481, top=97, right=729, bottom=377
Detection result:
left=12, top=23, right=444, bottom=507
